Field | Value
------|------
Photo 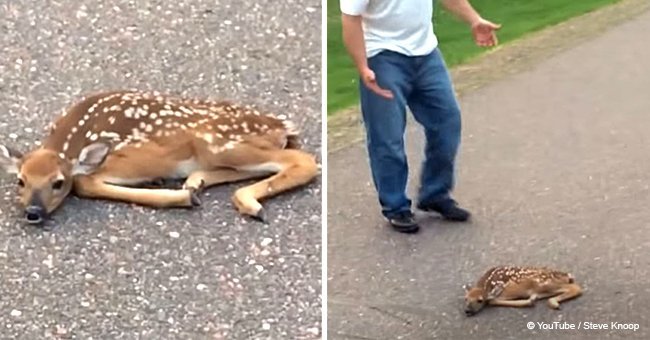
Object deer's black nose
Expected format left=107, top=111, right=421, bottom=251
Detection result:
left=24, top=205, right=45, bottom=224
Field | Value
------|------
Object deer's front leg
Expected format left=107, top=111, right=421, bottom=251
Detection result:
left=74, top=175, right=200, bottom=208
left=488, top=298, right=535, bottom=308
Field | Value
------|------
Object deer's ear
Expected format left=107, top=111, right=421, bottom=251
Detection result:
left=72, top=142, right=110, bottom=175
left=462, top=284, right=473, bottom=292
left=0, top=145, right=21, bottom=174
left=487, top=283, right=505, bottom=300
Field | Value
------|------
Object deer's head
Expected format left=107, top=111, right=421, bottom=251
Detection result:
left=0, top=142, right=110, bottom=225
left=463, top=283, right=503, bottom=316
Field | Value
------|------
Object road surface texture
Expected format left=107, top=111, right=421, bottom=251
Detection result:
left=0, top=1, right=321, bottom=339
left=328, top=4, right=650, bottom=340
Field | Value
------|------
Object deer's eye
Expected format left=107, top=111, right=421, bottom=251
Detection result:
left=17, top=179, right=25, bottom=188
left=52, top=179, right=64, bottom=190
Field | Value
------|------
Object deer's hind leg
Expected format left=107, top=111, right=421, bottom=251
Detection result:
left=211, top=143, right=318, bottom=220
left=546, top=283, right=583, bottom=309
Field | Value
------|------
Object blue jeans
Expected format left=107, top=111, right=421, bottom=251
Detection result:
left=360, top=48, right=461, bottom=219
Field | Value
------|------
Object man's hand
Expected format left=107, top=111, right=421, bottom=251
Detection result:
left=360, top=67, right=394, bottom=99
left=471, top=18, right=501, bottom=47
left=341, top=13, right=394, bottom=100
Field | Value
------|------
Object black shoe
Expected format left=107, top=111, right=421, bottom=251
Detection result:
left=388, top=211, right=420, bottom=233
left=417, top=199, right=471, bottom=222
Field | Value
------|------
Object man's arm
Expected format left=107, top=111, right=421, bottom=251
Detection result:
left=341, top=14, right=393, bottom=99
left=440, top=0, right=501, bottom=47
left=341, top=14, right=369, bottom=76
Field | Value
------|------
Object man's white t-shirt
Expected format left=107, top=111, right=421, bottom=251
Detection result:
left=341, top=0, right=438, bottom=58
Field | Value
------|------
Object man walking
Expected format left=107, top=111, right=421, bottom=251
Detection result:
left=341, top=0, right=500, bottom=233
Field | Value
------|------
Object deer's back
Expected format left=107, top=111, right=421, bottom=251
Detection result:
left=477, top=266, right=573, bottom=293
left=43, top=91, right=296, bottom=159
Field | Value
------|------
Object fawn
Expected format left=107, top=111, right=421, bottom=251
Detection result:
left=463, top=265, right=583, bottom=316
left=0, top=90, right=318, bottom=225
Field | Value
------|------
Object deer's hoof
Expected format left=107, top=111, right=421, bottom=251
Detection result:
left=547, top=298, right=560, bottom=309
left=189, top=189, right=202, bottom=207
left=251, top=208, right=268, bottom=224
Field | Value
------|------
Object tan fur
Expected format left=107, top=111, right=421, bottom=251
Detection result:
left=1, top=90, right=317, bottom=221
left=463, top=265, right=583, bottom=315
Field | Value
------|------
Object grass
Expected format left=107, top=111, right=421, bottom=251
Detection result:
left=327, top=0, right=621, bottom=115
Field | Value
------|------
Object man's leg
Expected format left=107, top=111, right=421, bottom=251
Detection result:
left=408, top=48, right=470, bottom=221
left=360, top=51, right=418, bottom=232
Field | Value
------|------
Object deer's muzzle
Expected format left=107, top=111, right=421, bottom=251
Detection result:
left=24, top=195, right=48, bottom=225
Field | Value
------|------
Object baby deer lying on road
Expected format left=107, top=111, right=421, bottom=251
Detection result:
left=463, top=265, right=583, bottom=316
left=0, top=90, right=318, bottom=225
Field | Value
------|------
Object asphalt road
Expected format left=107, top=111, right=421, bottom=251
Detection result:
left=328, top=6, right=650, bottom=340
left=0, top=1, right=321, bottom=339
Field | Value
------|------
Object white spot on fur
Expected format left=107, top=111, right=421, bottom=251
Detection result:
left=124, top=107, right=135, bottom=118
left=179, top=106, right=193, bottom=115
left=282, top=120, right=299, bottom=135
left=241, top=121, right=250, bottom=133
left=99, top=131, right=121, bottom=140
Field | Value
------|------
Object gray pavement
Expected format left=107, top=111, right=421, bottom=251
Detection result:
left=328, top=7, right=650, bottom=340
left=0, top=1, right=321, bottom=339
